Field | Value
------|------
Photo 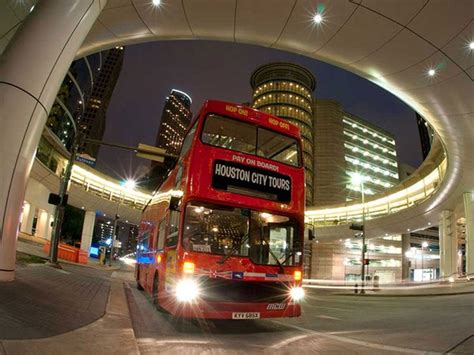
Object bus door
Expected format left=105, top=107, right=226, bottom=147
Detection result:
left=136, top=222, right=154, bottom=287
left=163, top=209, right=180, bottom=295
left=143, top=223, right=158, bottom=292
left=154, top=217, right=167, bottom=294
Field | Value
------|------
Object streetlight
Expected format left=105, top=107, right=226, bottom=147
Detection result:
left=351, top=172, right=366, bottom=293
left=109, top=178, right=136, bottom=265
left=421, top=241, right=429, bottom=280
left=49, top=116, right=81, bottom=266
left=123, top=179, right=136, bottom=190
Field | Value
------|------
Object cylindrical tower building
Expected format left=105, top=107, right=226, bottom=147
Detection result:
left=250, top=62, right=316, bottom=205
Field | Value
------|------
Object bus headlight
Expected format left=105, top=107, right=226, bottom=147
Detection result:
left=175, top=279, right=200, bottom=302
left=290, top=287, right=305, bottom=301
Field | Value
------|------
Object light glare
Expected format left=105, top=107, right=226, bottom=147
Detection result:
left=351, top=173, right=364, bottom=186
left=176, top=279, right=199, bottom=302
left=313, top=13, right=323, bottom=24
left=260, top=212, right=272, bottom=219
left=469, top=42, right=474, bottom=50
left=123, top=179, right=136, bottom=190
left=152, top=0, right=161, bottom=6
left=428, top=69, right=436, bottom=76
left=290, top=287, right=305, bottom=301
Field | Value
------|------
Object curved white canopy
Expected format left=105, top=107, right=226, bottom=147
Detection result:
left=1, top=0, right=472, bottom=236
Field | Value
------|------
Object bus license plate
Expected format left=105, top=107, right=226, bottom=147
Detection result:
left=232, top=312, right=260, bottom=320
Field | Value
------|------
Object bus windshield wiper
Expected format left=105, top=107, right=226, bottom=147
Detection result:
left=261, top=238, right=285, bottom=273
left=218, top=235, right=248, bottom=264
left=281, top=248, right=300, bottom=265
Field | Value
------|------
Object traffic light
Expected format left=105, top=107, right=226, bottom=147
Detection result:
left=48, top=193, right=61, bottom=205
left=350, top=223, right=364, bottom=231
left=48, top=193, right=68, bottom=206
left=363, top=258, right=370, bottom=265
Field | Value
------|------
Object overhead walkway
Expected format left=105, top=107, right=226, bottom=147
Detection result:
left=29, top=131, right=447, bottom=239
left=28, top=156, right=150, bottom=226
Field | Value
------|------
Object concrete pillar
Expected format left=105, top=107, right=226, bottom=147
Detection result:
left=439, top=210, right=458, bottom=278
left=80, top=211, right=96, bottom=254
left=401, top=233, right=411, bottom=280
left=464, top=192, right=474, bottom=275
left=20, top=202, right=35, bottom=235
left=35, top=210, right=49, bottom=240
left=0, top=0, right=106, bottom=281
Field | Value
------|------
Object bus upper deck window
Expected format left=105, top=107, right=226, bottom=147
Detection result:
left=201, top=114, right=256, bottom=154
left=257, top=127, right=301, bottom=167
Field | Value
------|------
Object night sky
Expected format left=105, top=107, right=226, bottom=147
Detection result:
left=99, top=40, right=422, bottom=182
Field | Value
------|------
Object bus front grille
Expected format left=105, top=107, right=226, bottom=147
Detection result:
left=199, top=278, right=290, bottom=303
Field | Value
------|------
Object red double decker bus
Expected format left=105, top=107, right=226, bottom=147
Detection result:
left=136, top=100, right=305, bottom=319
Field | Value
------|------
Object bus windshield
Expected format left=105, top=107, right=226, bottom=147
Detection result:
left=201, top=114, right=301, bottom=167
left=183, top=202, right=301, bottom=266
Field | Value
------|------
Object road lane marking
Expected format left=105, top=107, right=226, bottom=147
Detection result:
left=306, top=305, right=351, bottom=311
left=270, top=334, right=310, bottom=348
left=269, top=320, right=434, bottom=354
left=317, top=315, right=341, bottom=320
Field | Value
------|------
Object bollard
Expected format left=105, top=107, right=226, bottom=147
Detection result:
left=354, top=283, right=358, bottom=294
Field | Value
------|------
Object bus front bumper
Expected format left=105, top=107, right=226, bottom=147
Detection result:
left=168, top=300, right=301, bottom=319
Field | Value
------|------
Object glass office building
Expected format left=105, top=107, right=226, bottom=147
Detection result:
left=342, top=112, right=399, bottom=199
left=154, top=89, right=192, bottom=156
left=313, top=99, right=399, bottom=206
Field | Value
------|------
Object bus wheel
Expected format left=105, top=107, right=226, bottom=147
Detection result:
left=136, top=269, right=144, bottom=290
left=152, top=274, right=167, bottom=313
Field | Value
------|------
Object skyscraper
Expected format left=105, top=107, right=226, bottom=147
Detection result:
left=146, top=89, right=192, bottom=190
left=78, top=47, right=125, bottom=159
left=45, top=47, right=125, bottom=163
left=416, top=112, right=434, bottom=160
left=250, top=62, right=316, bottom=206
left=154, top=89, right=193, bottom=156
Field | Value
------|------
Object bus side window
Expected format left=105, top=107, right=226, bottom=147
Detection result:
left=151, top=224, right=159, bottom=250
left=179, top=121, right=197, bottom=161
left=157, top=218, right=166, bottom=250
left=165, top=210, right=180, bottom=247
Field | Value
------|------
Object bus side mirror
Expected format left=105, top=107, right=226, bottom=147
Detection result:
left=169, top=195, right=181, bottom=211
left=164, top=156, right=178, bottom=170
left=308, top=229, right=315, bottom=240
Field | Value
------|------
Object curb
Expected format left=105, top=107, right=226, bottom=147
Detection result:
left=17, top=248, right=120, bottom=271
left=326, top=290, right=474, bottom=297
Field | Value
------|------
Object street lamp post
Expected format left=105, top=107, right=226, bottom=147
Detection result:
left=109, top=179, right=136, bottom=266
left=109, top=211, right=120, bottom=266
left=352, top=173, right=366, bottom=293
left=49, top=118, right=81, bottom=266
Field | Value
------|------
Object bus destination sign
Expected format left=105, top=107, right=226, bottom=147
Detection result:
left=212, top=160, right=291, bottom=202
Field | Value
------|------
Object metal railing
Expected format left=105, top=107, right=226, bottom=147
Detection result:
left=69, top=164, right=152, bottom=210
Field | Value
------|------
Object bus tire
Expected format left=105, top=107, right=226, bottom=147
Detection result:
left=152, top=273, right=168, bottom=313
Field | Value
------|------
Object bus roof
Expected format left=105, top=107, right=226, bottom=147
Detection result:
left=199, top=100, right=302, bottom=139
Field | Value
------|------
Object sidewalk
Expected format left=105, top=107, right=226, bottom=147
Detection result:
left=0, top=263, right=111, bottom=340
left=16, top=237, right=120, bottom=271
left=0, top=263, right=139, bottom=355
